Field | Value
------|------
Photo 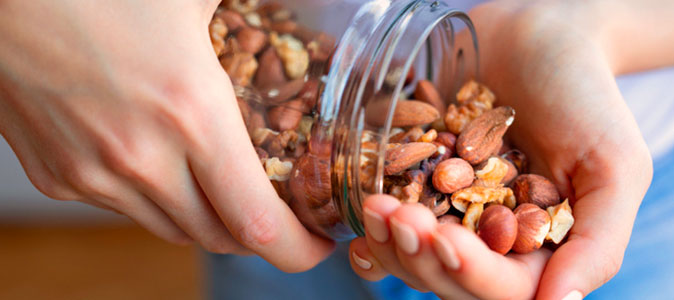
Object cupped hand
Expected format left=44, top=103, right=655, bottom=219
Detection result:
left=349, top=1, right=653, bottom=298
left=0, top=0, right=333, bottom=272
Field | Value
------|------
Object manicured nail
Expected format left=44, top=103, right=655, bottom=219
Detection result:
left=352, top=252, right=372, bottom=270
left=561, top=290, right=583, bottom=300
left=431, top=232, right=460, bottom=270
left=364, top=207, right=389, bottom=243
left=390, top=217, right=419, bottom=255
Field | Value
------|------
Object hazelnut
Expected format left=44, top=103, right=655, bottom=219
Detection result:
left=289, top=153, right=332, bottom=208
left=267, top=98, right=304, bottom=131
left=432, top=158, right=474, bottom=194
left=546, top=199, right=574, bottom=244
left=512, top=204, right=551, bottom=254
left=477, top=205, right=518, bottom=255
left=512, top=174, right=561, bottom=208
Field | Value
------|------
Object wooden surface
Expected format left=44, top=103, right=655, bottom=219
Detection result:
left=0, top=224, right=202, bottom=300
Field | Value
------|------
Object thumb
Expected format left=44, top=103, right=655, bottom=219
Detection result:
left=187, top=62, right=335, bottom=272
left=536, top=161, right=652, bottom=299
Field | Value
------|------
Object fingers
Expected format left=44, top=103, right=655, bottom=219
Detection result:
left=92, top=192, right=193, bottom=246
left=189, top=78, right=334, bottom=272
left=126, top=158, right=252, bottom=255
left=364, top=194, right=549, bottom=299
left=536, top=189, right=641, bottom=299
left=349, top=237, right=389, bottom=281
left=536, top=142, right=652, bottom=299
left=388, top=204, right=477, bottom=299
left=362, top=194, right=428, bottom=290
left=434, top=223, right=549, bottom=300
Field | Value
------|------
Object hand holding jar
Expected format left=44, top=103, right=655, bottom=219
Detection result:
left=0, top=0, right=334, bottom=272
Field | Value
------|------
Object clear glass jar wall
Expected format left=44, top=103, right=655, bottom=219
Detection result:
left=211, top=0, right=478, bottom=240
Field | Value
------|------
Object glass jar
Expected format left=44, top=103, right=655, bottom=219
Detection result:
left=212, top=0, right=478, bottom=240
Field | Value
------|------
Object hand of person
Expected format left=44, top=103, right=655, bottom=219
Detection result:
left=348, top=1, right=654, bottom=298
left=0, top=0, right=333, bottom=272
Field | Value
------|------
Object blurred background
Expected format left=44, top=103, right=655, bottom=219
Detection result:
left=0, top=140, right=203, bottom=299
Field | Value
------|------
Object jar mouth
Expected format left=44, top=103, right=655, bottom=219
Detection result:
left=321, top=0, right=479, bottom=240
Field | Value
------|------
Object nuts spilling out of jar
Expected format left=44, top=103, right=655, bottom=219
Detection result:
left=381, top=80, right=575, bottom=255
left=209, top=1, right=575, bottom=251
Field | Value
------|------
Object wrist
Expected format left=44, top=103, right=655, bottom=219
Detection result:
left=563, top=0, right=674, bottom=74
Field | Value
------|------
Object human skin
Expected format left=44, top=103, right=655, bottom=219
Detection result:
left=0, top=0, right=333, bottom=272
left=349, top=0, right=673, bottom=299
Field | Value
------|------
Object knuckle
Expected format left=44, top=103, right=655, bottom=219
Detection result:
left=234, top=208, right=280, bottom=248
left=28, top=171, right=78, bottom=201
left=601, top=253, right=623, bottom=283
left=101, top=140, right=162, bottom=190
left=62, top=162, right=104, bottom=196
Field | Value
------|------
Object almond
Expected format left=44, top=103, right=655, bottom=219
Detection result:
left=456, top=106, right=515, bottom=165
left=366, top=100, right=440, bottom=127
left=512, top=203, right=551, bottom=254
left=413, top=80, right=445, bottom=114
left=236, top=27, right=268, bottom=54
left=261, top=78, right=305, bottom=104
left=255, top=47, right=287, bottom=89
left=384, top=142, right=437, bottom=175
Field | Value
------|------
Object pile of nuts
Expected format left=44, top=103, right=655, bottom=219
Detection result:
left=379, top=80, right=575, bottom=255
left=210, top=0, right=575, bottom=254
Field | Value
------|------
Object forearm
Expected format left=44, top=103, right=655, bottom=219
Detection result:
left=588, top=0, right=674, bottom=74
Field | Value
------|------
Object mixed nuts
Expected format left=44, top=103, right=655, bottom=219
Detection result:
left=209, top=0, right=575, bottom=255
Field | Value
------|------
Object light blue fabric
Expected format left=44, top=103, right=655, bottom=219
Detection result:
left=586, top=150, right=674, bottom=300
left=206, top=242, right=375, bottom=300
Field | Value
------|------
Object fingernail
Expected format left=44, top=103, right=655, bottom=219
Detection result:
left=561, top=290, right=583, bottom=300
left=431, top=232, right=460, bottom=270
left=364, top=207, right=389, bottom=243
left=390, top=217, right=419, bottom=255
left=352, top=252, right=372, bottom=270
